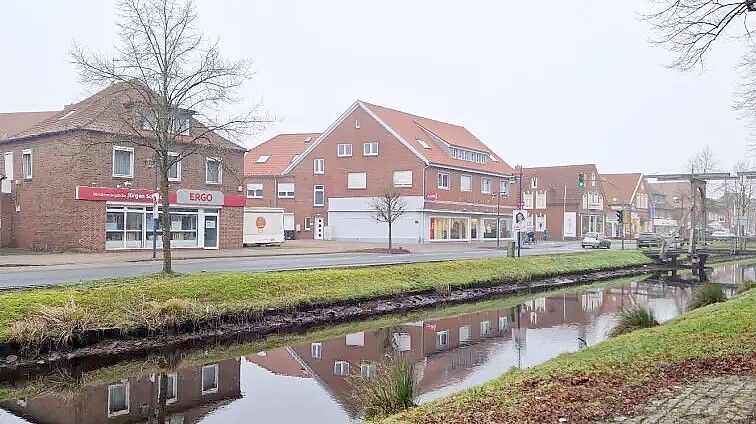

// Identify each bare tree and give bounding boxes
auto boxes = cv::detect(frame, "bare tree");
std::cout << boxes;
[687,145,720,173]
[730,159,755,248]
[645,1,756,71]
[70,0,264,273]
[370,186,407,252]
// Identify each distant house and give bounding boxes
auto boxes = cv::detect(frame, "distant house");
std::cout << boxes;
[648,181,692,236]
[601,173,651,238]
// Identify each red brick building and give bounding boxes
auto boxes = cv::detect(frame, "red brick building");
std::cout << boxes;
[0,83,246,252]
[246,101,516,242]
[521,164,609,240]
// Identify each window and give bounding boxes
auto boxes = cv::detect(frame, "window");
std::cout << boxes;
[348,172,367,189]
[246,183,263,198]
[449,147,488,164]
[393,170,413,187]
[460,175,472,192]
[416,139,431,149]
[205,158,221,184]
[500,180,509,196]
[498,316,509,332]
[392,333,411,351]
[314,185,325,206]
[201,364,219,395]
[304,217,312,230]
[256,155,270,163]
[481,177,492,194]
[291,154,299,163]
[535,191,546,209]
[430,217,468,240]
[360,363,377,378]
[337,143,352,157]
[105,205,199,250]
[531,178,538,189]
[591,172,596,187]
[112,146,134,178]
[277,182,295,198]
[536,215,546,232]
[459,325,471,344]
[158,373,178,405]
[310,342,322,359]
[438,172,450,190]
[314,158,325,174]
[363,141,378,156]
[21,149,32,179]
[107,382,130,417]
[436,330,449,350]
[523,192,534,209]
[167,152,181,182]
[333,360,350,376]
[345,332,365,346]
[480,320,492,337]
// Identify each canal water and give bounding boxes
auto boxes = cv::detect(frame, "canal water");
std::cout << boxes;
[0,261,751,424]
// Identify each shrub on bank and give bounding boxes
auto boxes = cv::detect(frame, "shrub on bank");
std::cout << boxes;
[689,283,726,310]
[349,354,416,419]
[609,306,659,337]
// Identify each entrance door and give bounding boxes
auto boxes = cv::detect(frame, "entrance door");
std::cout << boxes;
[314,217,324,240]
[203,215,218,248]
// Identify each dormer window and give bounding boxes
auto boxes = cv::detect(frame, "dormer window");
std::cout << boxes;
[138,108,190,135]
[449,147,488,164]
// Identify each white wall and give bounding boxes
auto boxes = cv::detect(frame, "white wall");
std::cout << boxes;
[327,196,424,243]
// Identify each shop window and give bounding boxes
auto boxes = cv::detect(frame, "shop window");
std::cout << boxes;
[201,364,219,395]
[460,175,472,192]
[481,177,492,194]
[112,146,134,178]
[106,206,199,250]
[438,172,450,190]
[363,141,378,156]
[167,152,181,182]
[337,143,352,157]
[205,158,222,184]
[347,172,367,189]
[277,182,295,198]
[471,218,478,239]
[314,185,325,207]
[436,330,449,350]
[430,217,468,240]
[393,170,412,187]
[246,183,263,198]
[483,217,512,239]
[333,360,350,376]
[314,158,325,174]
[107,381,130,417]
[21,149,32,180]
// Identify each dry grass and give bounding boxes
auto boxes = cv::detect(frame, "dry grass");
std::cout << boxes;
[608,306,659,338]
[9,297,96,348]
[350,354,417,419]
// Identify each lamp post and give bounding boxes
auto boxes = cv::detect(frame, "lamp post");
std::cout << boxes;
[517,165,523,258]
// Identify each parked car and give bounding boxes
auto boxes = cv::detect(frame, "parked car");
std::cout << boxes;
[582,232,611,249]
[710,230,735,240]
[636,232,663,248]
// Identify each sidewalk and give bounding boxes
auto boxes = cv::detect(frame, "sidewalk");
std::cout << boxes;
[0,239,579,267]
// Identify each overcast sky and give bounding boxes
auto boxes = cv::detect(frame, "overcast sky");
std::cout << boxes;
[1,0,752,174]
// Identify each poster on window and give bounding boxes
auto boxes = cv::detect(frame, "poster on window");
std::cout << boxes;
[563,212,577,238]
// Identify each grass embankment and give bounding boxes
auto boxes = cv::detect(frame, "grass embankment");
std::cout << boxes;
[380,285,756,424]
[0,251,650,345]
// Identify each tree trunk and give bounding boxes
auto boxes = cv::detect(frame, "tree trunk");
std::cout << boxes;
[160,166,173,273]
[388,221,392,253]
[154,372,167,424]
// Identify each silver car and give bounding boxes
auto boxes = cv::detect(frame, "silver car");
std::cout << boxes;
[582,232,611,249]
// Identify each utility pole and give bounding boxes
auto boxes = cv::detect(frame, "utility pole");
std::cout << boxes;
[517,165,523,258]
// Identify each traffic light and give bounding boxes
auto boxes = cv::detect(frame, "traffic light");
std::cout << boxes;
[578,173,585,188]
[616,210,623,224]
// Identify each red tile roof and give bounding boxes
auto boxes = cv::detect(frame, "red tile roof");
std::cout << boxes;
[602,173,643,205]
[5,82,243,150]
[0,111,59,139]
[361,102,514,175]
[245,133,320,176]
[523,164,604,204]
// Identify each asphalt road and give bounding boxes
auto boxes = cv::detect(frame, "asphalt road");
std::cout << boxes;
[0,242,633,289]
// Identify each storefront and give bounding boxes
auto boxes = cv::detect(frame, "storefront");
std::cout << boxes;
[428,214,513,241]
[77,186,245,250]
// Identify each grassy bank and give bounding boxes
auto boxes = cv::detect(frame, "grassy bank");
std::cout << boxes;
[0,251,650,344]
[379,285,756,423]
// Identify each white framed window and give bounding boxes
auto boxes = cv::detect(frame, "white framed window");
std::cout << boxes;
[21,149,32,180]
[498,316,509,332]
[524,192,534,209]
[393,170,413,187]
[591,172,596,187]
[480,320,492,337]
[438,172,450,190]
[363,141,378,156]
[333,360,350,376]
[304,217,312,230]
[460,175,472,192]
[277,182,295,198]
[360,363,377,378]
[201,364,219,395]
[531,177,538,189]
[535,191,546,209]
[167,152,181,182]
[158,373,178,405]
[112,146,134,178]
[310,342,322,359]
[436,330,449,349]
[337,143,352,157]
[459,325,471,344]
[500,180,509,196]
[392,333,411,352]
[107,381,130,417]
[314,185,325,206]
[481,177,492,194]
[246,183,263,198]
[314,158,325,174]
[205,157,221,184]
[255,155,270,164]
[348,172,367,189]
[345,332,365,346]
[536,214,546,231]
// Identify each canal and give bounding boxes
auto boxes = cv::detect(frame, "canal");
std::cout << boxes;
[0,261,751,423]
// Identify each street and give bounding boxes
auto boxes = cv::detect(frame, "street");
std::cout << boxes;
[0,241,639,289]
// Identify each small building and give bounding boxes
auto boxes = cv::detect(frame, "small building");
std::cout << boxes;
[0,83,246,252]
[601,173,652,238]
[648,181,692,237]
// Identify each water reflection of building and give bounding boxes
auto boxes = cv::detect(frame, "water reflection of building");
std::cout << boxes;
[1,359,241,424]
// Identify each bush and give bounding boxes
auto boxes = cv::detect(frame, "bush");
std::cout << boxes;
[609,306,659,337]
[349,354,416,419]
[689,283,726,310]
[736,280,756,295]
